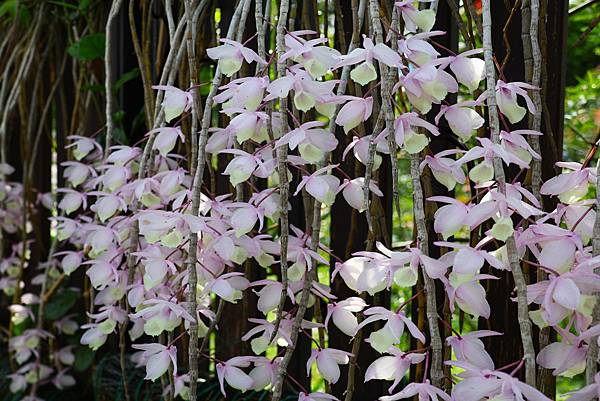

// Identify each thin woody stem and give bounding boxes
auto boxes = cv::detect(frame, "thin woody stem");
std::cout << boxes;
[482,0,537,386]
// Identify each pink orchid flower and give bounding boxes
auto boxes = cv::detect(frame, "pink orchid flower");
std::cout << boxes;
[398,31,443,65]
[306,348,353,384]
[357,307,426,353]
[325,296,367,336]
[152,85,193,122]
[500,129,542,165]
[265,66,339,112]
[392,112,440,154]
[537,323,600,377]
[394,1,437,33]
[419,149,466,191]
[434,94,486,140]
[446,330,501,371]
[380,379,452,401]
[336,35,403,86]
[495,80,538,124]
[396,62,458,114]
[276,121,338,163]
[335,96,373,133]
[338,177,384,212]
[282,30,341,78]
[342,131,390,171]
[66,135,102,160]
[294,164,341,206]
[132,343,177,381]
[540,161,595,203]
[214,76,268,111]
[216,356,260,395]
[207,38,267,77]
[147,127,185,156]
[365,348,425,393]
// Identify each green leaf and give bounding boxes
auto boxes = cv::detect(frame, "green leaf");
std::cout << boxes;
[0,0,30,23]
[73,346,95,372]
[114,68,140,92]
[44,289,77,320]
[68,33,105,61]
[79,0,90,11]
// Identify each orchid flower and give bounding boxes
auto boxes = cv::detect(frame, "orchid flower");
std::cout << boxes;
[380,379,452,401]
[306,348,353,384]
[282,30,341,78]
[325,296,367,336]
[338,177,384,212]
[66,135,102,160]
[132,343,178,381]
[357,307,426,353]
[434,94,486,140]
[152,85,193,122]
[207,38,267,77]
[392,112,440,154]
[265,66,338,112]
[495,80,538,124]
[397,31,443,65]
[214,76,268,111]
[419,149,466,191]
[394,1,437,33]
[335,35,402,85]
[342,132,390,171]
[294,164,341,206]
[216,356,259,395]
[276,121,338,163]
[365,348,425,393]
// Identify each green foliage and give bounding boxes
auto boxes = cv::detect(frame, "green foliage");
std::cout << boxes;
[73,345,95,372]
[115,68,141,92]
[563,69,600,162]
[67,33,105,61]
[0,0,30,24]
[44,288,77,320]
[566,2,600,86]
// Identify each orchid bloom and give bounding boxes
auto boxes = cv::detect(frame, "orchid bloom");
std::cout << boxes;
[446,330,501,371]
[66,135,101,160]
[147,127,185,156]
[335,35,402,86]
[357,307,426,353]
[324,296,367,336]
[380,379,452,401]
[276,121,338,163]
[338,177,384,212]
[152,85,193,122]
[282,30,341,78]
[342,132,390,171]
[206,38,267,77]
[265,66,338,112]
[394,1,437,33]
[216,356,258,395]
[334,96,374,133]
[214,76,268,111]
[434,94,486,140]
[397,31,443,65]
[365,348,425,393]
[295,164,341,206]
[132,343,178,381]
[393,112,440,154]
[419,149,466,191]
[306,348,353,384]
[495,80,538,124]
[537,324,600,377]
